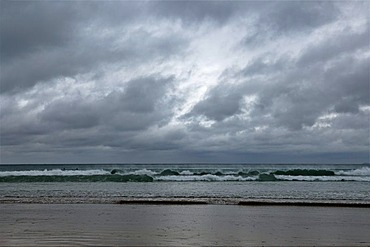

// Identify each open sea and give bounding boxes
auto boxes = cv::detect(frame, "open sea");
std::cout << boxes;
[1,163,369,205]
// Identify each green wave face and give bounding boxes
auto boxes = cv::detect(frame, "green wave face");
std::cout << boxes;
[273,169,336,176]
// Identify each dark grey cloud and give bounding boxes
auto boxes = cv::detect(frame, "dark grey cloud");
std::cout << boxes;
[150,1,252,24]
[41,98,99,130]
[249,54,369,130]
[263,1,339,32]
[185,11,368,154]
[240,58,288,77]
[331,111,370,130]
[0,1,369,163]
[100,76,174,131]
[0,74,174,148]
[0,1,78,61]
[231,20,369,131]
[0,1,145,62]
[0,28,186,94]
[188,84,245,121]
[298,26,369,67]
[242,1,339,46]
[0,1,187,94]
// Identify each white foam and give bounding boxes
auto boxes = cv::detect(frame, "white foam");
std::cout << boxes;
[127,169,158,176]
[0,169,109,177]
[275,175,370,182]
[336,167,370,176]
[179,170,193,175]
[155,174,257,182]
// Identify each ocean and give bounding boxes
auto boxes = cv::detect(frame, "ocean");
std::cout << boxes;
[1,163,369,205]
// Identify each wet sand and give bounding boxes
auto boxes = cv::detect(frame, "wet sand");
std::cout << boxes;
[1,204,369,246]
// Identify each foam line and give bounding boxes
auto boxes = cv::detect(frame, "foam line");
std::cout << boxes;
[117,200,208,205]
[238,201,370,208]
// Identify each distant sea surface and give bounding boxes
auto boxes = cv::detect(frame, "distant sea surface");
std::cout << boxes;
[1,164,369,204]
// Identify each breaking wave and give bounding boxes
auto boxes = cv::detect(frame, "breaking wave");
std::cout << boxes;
[0,174,154,183]
[336,167,370,176]
[0,166,369,182]
[0,169,109,177]
[156,174,257,182]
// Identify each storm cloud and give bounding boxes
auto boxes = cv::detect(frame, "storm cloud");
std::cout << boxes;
[0,1,369,164]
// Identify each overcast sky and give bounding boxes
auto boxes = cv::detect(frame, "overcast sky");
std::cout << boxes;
[0,1,369,164]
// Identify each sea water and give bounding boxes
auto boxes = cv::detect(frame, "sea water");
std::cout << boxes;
[0,163,369,204]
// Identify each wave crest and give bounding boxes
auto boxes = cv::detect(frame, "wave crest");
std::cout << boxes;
[336,167,370,176]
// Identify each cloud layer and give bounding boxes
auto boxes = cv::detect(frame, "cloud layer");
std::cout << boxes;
[1,1,369,163]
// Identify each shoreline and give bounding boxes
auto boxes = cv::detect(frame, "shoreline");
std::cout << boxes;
[1,197,370,207]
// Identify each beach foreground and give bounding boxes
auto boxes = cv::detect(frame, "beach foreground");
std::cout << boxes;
[1,204,369,246]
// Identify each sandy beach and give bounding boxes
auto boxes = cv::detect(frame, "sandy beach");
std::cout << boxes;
[1,203,369,246]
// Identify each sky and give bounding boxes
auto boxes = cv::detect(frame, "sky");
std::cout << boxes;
[0,1,369,164]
